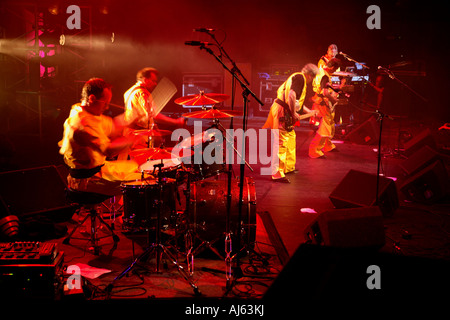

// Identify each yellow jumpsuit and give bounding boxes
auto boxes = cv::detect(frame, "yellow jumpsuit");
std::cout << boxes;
[309,69,337,158]
[263,73,307,179]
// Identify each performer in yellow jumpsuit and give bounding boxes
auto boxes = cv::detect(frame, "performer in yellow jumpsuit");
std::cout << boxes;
[308,58,342,159]
[263,64,319,183]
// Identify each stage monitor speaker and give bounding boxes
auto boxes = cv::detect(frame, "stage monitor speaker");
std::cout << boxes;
[263,244,450,307]
[344,115,379,145]
[329,169,399,217]
[400,145,441,176]
[400,160,449,204]
[404,128,436,157]
[0,165,76,222]
[304,206,385,249]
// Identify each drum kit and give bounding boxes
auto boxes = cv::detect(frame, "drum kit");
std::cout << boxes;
[107,91,257,296]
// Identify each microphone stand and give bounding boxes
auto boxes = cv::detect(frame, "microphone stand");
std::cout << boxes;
[340,52,370,71]
[194,43,263,292]
[374,109,394,206]
[379,67,428,103]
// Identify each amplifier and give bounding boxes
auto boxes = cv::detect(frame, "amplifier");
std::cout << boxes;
[181,73,224,109]
[258,77,286,113]
[0,242,64,300]
[0,241,58,264]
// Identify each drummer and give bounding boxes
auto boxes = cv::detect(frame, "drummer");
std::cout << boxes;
[59,78,145,196]
[122,67,186,152]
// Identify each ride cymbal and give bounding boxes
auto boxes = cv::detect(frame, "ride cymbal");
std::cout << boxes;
[182,108,242,119]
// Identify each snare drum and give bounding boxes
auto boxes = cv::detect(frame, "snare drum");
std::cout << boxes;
[139,158,186,183]
[121,178,177,234]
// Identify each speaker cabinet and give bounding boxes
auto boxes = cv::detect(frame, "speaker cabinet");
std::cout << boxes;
[344,116,379,145]
[0,166,76,221]
[404,128,436,157]
[304,206,385,248]
[264,244,450,307]
[400,145,441,176]
[329,169,399,217]
[400,160,449,204]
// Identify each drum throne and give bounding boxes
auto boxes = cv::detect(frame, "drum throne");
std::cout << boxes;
[63,188,120,255]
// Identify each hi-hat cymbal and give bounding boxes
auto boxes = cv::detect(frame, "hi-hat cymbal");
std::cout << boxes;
[182,108,242,119]
[132,129,172,137]
[174,92,230,106]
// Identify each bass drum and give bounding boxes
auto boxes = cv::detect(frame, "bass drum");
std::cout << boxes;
[189,177,256,251]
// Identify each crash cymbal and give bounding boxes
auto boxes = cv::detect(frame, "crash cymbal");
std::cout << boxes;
[132,129,172,137]
[332,71,357,77]
[174,92,230,106]
[182,108,242,119]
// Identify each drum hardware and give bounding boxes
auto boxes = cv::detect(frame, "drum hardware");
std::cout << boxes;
[208,118,253,172]
[101,195,123,230]
[106,152,200,296]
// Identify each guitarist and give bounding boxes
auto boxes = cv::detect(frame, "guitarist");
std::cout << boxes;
[308,58,342,159]
[263,64,319,183]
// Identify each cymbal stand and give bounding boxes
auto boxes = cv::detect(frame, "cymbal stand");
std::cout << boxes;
[195,43,264,292]
[106,163,200,297]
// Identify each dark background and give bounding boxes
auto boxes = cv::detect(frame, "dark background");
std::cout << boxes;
[0,0,448,169]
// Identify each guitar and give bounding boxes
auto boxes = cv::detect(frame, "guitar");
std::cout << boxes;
[276,98,317,131]
[283,110,317,132]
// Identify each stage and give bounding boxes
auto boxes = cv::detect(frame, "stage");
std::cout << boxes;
[0,115,449,312]
[1,1,450,313]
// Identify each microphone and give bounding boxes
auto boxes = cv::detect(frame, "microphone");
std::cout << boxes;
[185,41,213,46]
[339,51,349,57]
[193,28,215,33]
[378,66,394,79]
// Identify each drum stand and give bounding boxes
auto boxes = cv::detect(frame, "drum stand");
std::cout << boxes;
[182,168,225,276]
[106,163,200,297]
[184,119,254,265]
[101,196,123,230]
